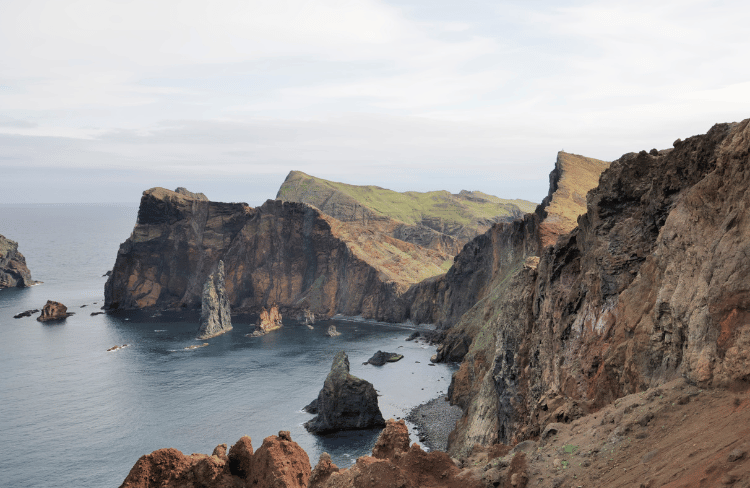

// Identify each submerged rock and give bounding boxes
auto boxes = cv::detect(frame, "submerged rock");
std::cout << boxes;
[304,351,385,434]
[197,261,232,339]
[364,351,404,366]
[37,301,73,322]
[14,309,39,319]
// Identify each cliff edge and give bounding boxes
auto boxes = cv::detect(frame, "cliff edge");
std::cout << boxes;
[0,235,37,288]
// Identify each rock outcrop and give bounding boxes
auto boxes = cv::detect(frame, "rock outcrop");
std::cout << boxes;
[277,170,537,256]
[105,188,448,321]
[197,261,232,339]
[37,300,73,322]
[364,351,403,366]
[0,235,37,288]
[304,351,385,434]
[430,120,750,457]
[250,304,282,336]
[120,432,310,488]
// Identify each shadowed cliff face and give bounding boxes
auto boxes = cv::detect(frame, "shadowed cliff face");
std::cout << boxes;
[441,120,750,456]
[105,189,445,320]
[277,170,537,257]
[0,235,36,288]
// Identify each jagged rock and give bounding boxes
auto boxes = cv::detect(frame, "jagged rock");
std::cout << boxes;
[246,433,310,488]
[197,261,232,339]
[227,436,253,478]
[371,419,410,460]
[37,300,73,322]
[304,351,385,434]
[119,447,239,488]
[326,325,341,337]
[364,351,404,366]
[249,304,282,336]
[0,235,37,288]
[212,443,228,461]
[307,453,339,488]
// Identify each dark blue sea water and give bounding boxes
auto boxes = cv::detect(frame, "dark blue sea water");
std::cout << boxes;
[0,204,456,488]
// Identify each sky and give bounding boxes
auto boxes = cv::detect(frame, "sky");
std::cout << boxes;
[1,0,749,205]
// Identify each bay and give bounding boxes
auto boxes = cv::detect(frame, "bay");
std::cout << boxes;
[0,204,455,488]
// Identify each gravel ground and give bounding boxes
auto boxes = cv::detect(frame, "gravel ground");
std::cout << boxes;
[405,395,462,452]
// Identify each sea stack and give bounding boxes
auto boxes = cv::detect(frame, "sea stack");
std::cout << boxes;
[304,351,385,434]
[37,300,73,322]
[0,235,37,288]
[197,261,232,339]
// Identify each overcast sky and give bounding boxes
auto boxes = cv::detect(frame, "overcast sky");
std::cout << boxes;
[1,0,749,205]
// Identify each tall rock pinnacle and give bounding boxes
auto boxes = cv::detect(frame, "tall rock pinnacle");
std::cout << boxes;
[197,261,232,339]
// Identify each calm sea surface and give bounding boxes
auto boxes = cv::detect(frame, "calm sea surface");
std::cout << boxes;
[0,204,456,488]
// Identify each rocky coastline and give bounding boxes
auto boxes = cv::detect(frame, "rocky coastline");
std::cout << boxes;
[0,234,38,288]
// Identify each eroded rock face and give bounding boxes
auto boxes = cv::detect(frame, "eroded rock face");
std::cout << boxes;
[304,351,385,434]
[105,188,439,321]
[0,235,37,289]
[197,261,232,339]
[37,300,73,322]
[438,120,750,456]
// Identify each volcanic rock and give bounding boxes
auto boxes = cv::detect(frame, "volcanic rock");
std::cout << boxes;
[304,351,385,434]
[0,235,37,288]
[249,304,282,336]
[371,419,410,460]
[326,325,341,337]
[364,351,404,366]
[197,260,232,339]
[37,300,73,322]
[104,188,447,322]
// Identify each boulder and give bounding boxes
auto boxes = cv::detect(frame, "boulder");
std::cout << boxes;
[364,351,404,366]
[197,260,232,339]
[37,301,73,322]
[304,351,385,434]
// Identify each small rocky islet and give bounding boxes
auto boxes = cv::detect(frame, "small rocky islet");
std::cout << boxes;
[13,119,743,487]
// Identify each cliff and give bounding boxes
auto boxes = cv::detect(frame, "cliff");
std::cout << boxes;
[405,151,609,333]
[0,235,37,288]
[277,170,536,257]
[437,120,750,456]
[105,189,446,320]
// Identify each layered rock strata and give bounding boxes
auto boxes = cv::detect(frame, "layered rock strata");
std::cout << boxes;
[197,261,232,339]
[304,351,385,434]
[437,120,750,457]
[0,235,37,288]
[105,189,447,321]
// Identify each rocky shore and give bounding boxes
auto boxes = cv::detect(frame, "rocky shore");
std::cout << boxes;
[405,395,462,452]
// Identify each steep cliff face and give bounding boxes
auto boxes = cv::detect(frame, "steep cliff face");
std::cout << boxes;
[0,235,36,288]
[277,170,536,257]
[406,152,608,333]
[105,188,444,321]
[444,120,750,456]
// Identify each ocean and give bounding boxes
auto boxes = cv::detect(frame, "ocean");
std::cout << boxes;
[0,204,456,488]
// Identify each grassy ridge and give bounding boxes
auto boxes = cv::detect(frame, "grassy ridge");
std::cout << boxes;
[277,171,537,228]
